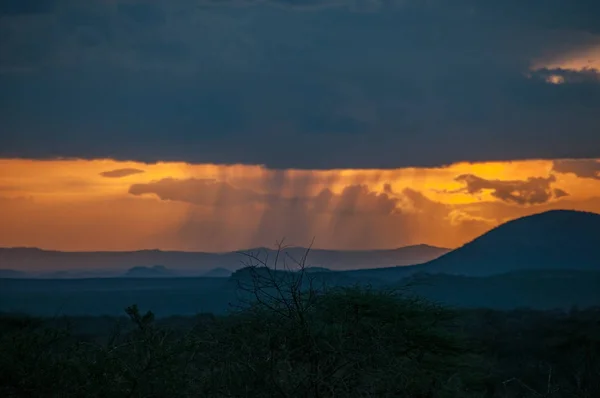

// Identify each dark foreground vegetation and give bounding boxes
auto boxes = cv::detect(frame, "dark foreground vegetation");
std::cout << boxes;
[1,253,599,397]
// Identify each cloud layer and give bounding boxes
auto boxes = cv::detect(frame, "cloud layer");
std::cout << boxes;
[1,0,599,168]
[100,168,145,178]
[128,179,485,251]
[453,174,566,205]
[553,159,600,180]
[1,158,599,251]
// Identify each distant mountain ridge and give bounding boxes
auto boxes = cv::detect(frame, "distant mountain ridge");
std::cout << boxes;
[0,244,449,277]
[3,210,598,281]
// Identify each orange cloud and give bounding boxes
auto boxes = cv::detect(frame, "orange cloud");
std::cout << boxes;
[452,174,564,205]
[0,158,599,251]
[100,168,145,178]
[532,44,600,72]
[553,159,600,180]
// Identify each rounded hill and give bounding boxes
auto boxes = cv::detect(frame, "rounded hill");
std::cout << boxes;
[419,210,600,276]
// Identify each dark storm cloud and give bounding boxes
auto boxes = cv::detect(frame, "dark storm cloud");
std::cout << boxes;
[1,0,600,168]
[453,174,565,205]
[0,0,57,16]
[186,0,600,32]
[552,159,600,180]
[100,168,145,178]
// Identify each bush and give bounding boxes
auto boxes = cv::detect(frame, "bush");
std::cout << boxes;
[1,246,599,397]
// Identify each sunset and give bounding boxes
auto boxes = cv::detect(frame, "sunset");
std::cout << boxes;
[1,158,600,251]
[1,1,600,396]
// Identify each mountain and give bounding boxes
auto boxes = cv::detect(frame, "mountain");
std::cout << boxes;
[420,210,600,276]
[123,265,175,278]
[349,210,600,281]
[305,244,449,269]
[0,244,449,276]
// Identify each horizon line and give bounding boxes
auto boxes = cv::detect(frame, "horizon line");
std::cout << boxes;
[0,242,451,254]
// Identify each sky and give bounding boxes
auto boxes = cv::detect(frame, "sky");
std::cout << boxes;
[1,158,599,251]
[1,1,599,252]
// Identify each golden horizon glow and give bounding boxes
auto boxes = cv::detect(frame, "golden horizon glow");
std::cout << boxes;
[531,44,600,72]
[1,158,599,252]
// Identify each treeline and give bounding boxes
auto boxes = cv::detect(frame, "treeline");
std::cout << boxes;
[1,263,599,397]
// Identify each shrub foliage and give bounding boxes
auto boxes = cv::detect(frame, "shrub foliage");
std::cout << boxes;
[1,246,599,397]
